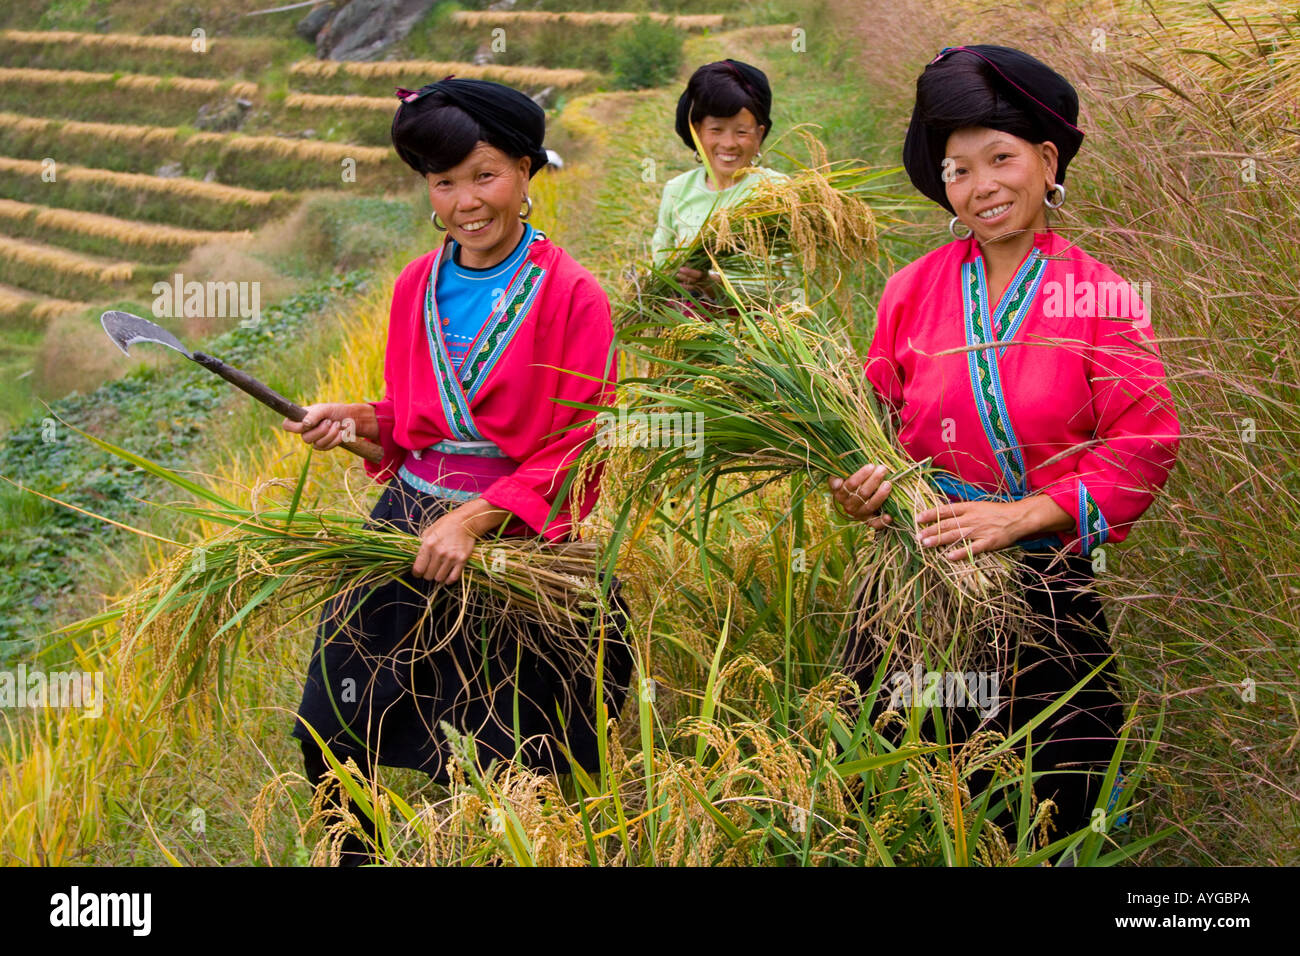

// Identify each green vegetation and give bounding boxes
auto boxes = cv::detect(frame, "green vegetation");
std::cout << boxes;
[397,5,691,74]
[611,16,686,89]
[267,193,425,277]
[0,74,258,128]
[0,269,373,660]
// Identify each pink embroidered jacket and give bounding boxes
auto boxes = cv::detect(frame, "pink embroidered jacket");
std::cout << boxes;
[865,230,1180,556]
[365,236,616,543]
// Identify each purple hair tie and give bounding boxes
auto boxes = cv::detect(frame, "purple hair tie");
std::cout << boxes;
[393,75,457,105]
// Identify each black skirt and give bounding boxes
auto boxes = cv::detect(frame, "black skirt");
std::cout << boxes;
[842,551,1125,838]
[291,478,634,785]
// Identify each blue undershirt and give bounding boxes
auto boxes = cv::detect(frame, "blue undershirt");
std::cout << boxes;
[435,222,540,371]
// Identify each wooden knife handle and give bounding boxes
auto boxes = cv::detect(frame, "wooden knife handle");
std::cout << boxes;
[191,351,385,465]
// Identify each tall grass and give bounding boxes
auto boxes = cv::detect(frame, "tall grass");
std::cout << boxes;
[1046,0,1300,865]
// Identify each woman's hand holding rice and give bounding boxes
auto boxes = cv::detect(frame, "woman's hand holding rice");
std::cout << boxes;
[675,265,717,296]
[914,496,1072,561]
[829,463,893,530]
[831,465,1076,560]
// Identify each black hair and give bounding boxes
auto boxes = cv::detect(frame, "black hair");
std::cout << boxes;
[914,54,1047,147]
[689,67,756,125]
[391,90,524,176]
[674,60,773,151]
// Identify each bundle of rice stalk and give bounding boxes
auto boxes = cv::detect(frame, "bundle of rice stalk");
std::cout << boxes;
[0,198,254,250]
[288,58,595,89]
[0,112,393,166]
[695,133,878,280]
[35,426,620,715]
[0,67,255,98]
[0,233,135,283]
[598,298,1031,677]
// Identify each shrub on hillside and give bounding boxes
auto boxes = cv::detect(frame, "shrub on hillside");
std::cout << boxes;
[611,16,683,90]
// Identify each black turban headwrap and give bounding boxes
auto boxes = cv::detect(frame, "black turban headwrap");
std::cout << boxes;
[902,45,1084,213]
[392,76,549,178]
[674,59,773,151]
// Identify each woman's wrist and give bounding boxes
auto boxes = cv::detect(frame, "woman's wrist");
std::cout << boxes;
[451,496,515,538]
[349,402,380,442]
[1012,494,1074,540]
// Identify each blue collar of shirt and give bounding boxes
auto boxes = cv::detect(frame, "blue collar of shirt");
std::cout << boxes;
[446,223,540,280]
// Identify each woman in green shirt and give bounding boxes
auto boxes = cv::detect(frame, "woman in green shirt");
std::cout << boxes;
[652,59,789,302]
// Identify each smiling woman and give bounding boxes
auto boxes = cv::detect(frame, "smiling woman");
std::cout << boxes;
[830,45,1181,848]
[652,59,792,304]
[277,77,633,864]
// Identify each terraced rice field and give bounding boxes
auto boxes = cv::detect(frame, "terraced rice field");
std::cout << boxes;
[0,20,618,420]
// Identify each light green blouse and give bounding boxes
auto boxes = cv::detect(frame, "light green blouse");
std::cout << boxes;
[651,164,786,266]
[651,165,796,301]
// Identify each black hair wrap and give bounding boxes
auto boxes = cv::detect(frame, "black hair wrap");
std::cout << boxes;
[902,45,1084,213]
[392,76,549,177]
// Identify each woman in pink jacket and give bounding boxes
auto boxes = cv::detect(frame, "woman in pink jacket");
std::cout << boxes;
[281,78,632,863]
[830,46,1180,848]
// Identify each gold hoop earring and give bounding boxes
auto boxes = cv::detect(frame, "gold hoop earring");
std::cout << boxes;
[949,216,973,240]
[431,211,446,231]
[1044,183,1066,209]
[519,195,533,221]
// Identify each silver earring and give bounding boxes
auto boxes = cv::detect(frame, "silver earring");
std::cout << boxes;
[519,195,533,220]
[693,150,702,163]
[751,151,762,166]
[431,211,446,231]
[1044,183,1066,209]
[949,216,973,240]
